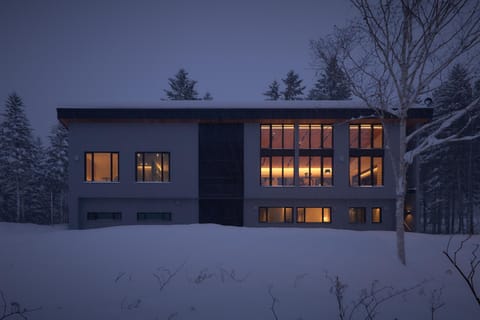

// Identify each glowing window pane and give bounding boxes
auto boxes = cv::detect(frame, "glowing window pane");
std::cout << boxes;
[323,125,333,148]
[305,208,323,223]
[323,208,331,223]
[310,125,321,149]
[299,156,310,186]
[373,157,383,186]
[299,125,310,149]
[372,207,382,223]
[373,125,383,148]
[271,125,283,149]
[261,157,270,186]
[283,156,294,185]
[163,153,170,181]
[261,125,270,149]
[85,153,93,181]
[268,207,285,223]
[297,208,305,223]
[360,125,372,148]
[112,153,119,182]
[323,157,333,186]
[283,125,294,149]
[310,156,321,186]
[271,157,282,186]
[349,125,359,148]
[349,157,359,186]
[93,153,111,182]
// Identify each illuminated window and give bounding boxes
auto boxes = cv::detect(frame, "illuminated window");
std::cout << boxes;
[349,207,366,224]
[297,207,331,223]
[87,212,121,220]
[137,212,172,222]
[261,124,333,186]
[372,207,382,223]
[136,152,170,182]
[261,124,295,186]
[349,124,383,186]
[85,152,119,182]
[259,207,293,223]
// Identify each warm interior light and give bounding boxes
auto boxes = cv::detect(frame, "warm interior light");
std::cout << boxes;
[359,166,378,178]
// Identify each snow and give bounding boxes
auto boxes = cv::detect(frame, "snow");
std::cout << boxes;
[0,223,478,319]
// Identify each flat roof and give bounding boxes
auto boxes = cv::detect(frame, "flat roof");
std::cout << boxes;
[57,101,433,126]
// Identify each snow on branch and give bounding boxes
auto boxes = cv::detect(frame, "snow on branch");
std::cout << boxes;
[404,98,480,164]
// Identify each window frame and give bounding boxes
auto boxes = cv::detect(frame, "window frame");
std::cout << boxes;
[137,212,172,222]
[87,212,122,220]
[258,207,294,223]
[348,207,366,224]
[84,152,119,182]
[135,152,171,183]
[296,207,332,224]
[349,124,384,187]
[371,207,382,223]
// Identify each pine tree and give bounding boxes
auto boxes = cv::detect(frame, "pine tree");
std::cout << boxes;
[45,124,69,224]
[281,70,305,100]
[263,80,281,100]
[308,57,351,100]
[164,69,199,100]
[421,64,479,233]
[203,92,213,100]
[0,93,36,222]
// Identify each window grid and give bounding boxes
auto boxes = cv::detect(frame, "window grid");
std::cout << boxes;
[296,207,332,223]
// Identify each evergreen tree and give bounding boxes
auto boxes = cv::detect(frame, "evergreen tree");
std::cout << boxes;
[45,124,69,224]
[473,79,480,99]
[420,64,479,233]
[281,70,305,100]
[164,69,199,100]
[308,57,351,100]
[0,93,36,222]
[263,80,281,100]
[203,92,213,100]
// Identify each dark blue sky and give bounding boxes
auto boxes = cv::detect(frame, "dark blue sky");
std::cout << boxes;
[0,0,354,139]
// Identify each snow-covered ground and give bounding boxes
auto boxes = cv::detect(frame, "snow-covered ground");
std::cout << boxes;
[0,223,478,319]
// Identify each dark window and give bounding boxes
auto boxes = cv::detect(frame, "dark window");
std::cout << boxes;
[85,152,119,182]
[372,207,382,223]
[349,124,383,186]
[136,152,170,182]
[349,207,366,224]
[297,207,332,223]
[87,212,121,220]
[259,207,293,223]
[137,212,172,221]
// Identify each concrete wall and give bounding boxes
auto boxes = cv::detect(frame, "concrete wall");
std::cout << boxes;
[68,122,198,228]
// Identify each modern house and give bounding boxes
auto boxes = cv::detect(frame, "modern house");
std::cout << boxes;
[57,101,431,230]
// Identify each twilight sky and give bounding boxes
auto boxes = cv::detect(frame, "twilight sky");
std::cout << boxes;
[0,0,355,139]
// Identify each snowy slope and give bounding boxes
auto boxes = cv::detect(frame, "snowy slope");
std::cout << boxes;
[0,223,478,319]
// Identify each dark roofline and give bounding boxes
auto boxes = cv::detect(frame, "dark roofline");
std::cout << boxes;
[57,108,432,126]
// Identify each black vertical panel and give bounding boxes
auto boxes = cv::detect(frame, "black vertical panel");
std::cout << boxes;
[199,124,244,226]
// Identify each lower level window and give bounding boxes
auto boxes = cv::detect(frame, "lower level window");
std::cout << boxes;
[297,207,331,223]
[349,207,366,224]
[259,207,293,223]
[372,207,382,223]
[87,212,121,220]
[137,212,172,221]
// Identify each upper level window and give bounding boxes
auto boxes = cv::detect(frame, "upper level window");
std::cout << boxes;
[85,152,119,182]
[136,152,170,182]
[261,124,333,187]
[349,124,383,186]
[261,124,295,186]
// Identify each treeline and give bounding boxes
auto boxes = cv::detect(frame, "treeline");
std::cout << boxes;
[0,93,68,224]
[419,65,480,234]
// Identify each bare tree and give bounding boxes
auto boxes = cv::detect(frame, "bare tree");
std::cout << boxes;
[312,0,480,264]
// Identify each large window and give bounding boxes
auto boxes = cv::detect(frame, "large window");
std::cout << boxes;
[261,124,333,186]
[136,152,170,182]
[372,207,382,223]
[261,124,295,186]
[297,207,331,223]
[349,207,366,224]
[349,124,383,186]
[259,207,293,223]
[85,152,119,182]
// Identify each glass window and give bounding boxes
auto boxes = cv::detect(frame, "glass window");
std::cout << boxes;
[323,125,333,148]
[137,212,172,222]
[136,152,170,182]
[372,208,382,223]
[261,125,270,149]
[85,152,119,182]
[349,156,383,187]
[297,207,332,223]
[323,157,333,186]
[349,207,366,224]
[87,212,121,220]
[258,207,293,223]
[349,125,359,148]
[261,157,271,186]
[373,125,383,148]
[299,124,333,149]
[349,124,383,149]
